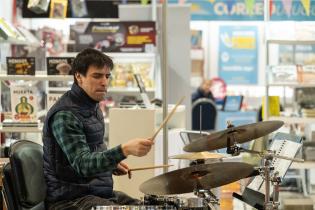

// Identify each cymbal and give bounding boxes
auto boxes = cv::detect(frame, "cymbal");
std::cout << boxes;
[184,121,284,152]
[139,162,254,195]
[169,152,226,160]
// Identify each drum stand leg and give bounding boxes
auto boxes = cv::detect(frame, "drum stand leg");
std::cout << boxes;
[262,152,281,210]
[194,189,220,209]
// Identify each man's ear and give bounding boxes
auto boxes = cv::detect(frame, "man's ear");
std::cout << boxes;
[75,73,82,84]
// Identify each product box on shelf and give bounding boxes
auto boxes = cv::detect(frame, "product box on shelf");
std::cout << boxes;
[46,57,74,88]
[6,57,35,75]
[46,57,74,75]
[111,62,154,89]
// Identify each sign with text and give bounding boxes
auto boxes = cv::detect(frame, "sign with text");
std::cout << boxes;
[72,21,156,53]
[218,25,258,85]
[169,0,315,21]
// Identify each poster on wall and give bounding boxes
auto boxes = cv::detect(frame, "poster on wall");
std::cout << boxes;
[218,25,258,85]
[71,21,156,53]
[169,0,315,21]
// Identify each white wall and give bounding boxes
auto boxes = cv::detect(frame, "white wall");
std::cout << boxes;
[120,4,192,129]
[0,0,13,21]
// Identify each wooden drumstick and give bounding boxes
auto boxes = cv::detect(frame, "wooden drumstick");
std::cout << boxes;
[127,164,173,179]
[151,96,185,141]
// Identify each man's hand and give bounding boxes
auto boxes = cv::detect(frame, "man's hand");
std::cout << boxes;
[121,138,154,157]
[113,162,129,176]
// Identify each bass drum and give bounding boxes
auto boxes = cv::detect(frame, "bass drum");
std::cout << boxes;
[177,197,209,210]
[92,206,176,210]
[144,195,211,210]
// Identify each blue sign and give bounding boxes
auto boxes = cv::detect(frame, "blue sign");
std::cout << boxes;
[218,25,258,85]
[168,0,315,21]
[271,1,315,21]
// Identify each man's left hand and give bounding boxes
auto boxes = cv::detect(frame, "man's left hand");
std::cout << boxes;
[113,162,129,176]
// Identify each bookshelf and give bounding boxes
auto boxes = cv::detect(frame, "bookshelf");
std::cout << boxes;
[265,40,315,123]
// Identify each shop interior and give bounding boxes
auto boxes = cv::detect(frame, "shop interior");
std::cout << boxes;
[1,0,315,209]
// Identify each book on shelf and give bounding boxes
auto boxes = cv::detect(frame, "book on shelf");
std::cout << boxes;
[10,86,38,122]
[47,57,74,88]
[6,57,35,75]
[16,26,39,45]
[0,17,25,42]
[262,96,280,120]
[299,65,315,84]
[46,57,74,75]
[269,65,297,84]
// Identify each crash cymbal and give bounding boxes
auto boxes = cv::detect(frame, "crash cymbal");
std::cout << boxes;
[184,120,284,152]
[139,162,254,195]
[169,152,227,160]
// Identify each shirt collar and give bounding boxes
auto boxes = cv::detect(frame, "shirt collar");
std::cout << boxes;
[70,82,98,109]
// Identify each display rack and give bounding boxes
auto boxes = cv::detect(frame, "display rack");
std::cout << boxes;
[0,51,157,134]
[265,39,315,121]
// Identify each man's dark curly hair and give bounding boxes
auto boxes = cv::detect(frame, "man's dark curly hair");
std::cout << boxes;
[72,48,114,84]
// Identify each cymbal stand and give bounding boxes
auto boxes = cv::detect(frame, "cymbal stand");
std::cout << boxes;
[194,189,220,209]
[260,150,281,210]
[225,121,242,156]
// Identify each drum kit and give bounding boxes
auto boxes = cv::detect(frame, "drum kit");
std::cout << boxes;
[131,120,303,210]
[95,120,302,210]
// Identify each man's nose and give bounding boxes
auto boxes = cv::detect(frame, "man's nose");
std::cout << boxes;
[101,76,109,85]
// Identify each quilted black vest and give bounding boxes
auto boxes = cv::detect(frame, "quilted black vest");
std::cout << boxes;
[43,83,113,203]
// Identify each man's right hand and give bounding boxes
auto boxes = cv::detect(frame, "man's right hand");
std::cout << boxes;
[121,138,154,157]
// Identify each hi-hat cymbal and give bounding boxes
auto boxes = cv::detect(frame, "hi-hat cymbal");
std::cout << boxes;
[184,120,284,152]
[169,152,226,160]
[139,162,254,195]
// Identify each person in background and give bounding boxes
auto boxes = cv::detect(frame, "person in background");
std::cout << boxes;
[192,79,215,103]
[43,48,154,210]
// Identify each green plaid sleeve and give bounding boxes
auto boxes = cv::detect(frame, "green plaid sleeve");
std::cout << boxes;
[51,110,126,177]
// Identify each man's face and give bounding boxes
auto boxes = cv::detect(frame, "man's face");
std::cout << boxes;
[201,80,212,94]
[76,65,111,102]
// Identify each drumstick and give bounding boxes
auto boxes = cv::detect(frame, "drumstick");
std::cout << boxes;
[129,164,173,172]
[128,164,173,179]
[151,96,185,140]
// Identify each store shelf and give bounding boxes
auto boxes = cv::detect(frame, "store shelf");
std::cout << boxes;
[0,124,43,133]
[267,40,315,45]
[61,52,156,61]
[290,161,315,169]
[0,38,40,47]
[268,116,315,124]
[108,87,154,92]
[267,83,315,87]
[0,73,73,81]
[47,87,70,92]
[191,49,204,60]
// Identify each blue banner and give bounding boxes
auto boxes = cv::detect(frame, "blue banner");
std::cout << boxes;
[218,25,258,85]
[169,0,315,21]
